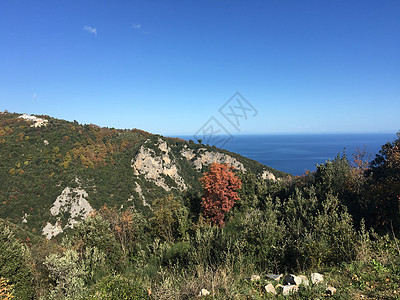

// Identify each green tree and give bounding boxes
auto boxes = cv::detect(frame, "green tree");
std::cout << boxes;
[150,194,188,243]
[64,215,123,276]
[365,132,400,230]
[0,225,34,299]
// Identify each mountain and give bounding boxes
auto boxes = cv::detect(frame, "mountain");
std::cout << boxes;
[0,111,287,239]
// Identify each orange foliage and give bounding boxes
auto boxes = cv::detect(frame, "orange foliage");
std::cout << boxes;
[0,278,14,299]
[130,128,151,137]
[200,163,242,226]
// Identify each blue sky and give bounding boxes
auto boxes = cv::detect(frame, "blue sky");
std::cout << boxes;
[0,0,399,135]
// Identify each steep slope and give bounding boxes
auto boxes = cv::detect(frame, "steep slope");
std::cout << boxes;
[0,112,287,239]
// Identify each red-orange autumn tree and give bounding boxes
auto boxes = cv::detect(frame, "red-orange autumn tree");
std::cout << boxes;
[200,163,242,226]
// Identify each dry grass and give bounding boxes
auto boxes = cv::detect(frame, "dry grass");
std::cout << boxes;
[149,264,250,299]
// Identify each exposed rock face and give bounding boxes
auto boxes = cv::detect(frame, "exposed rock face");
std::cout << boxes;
[193,151,245,171]
[42,185,93,239]
[180,146,196,160]
[132,138,187,191]
[135,182,152,210]
[262,170,276,181]
[180,145,245,172]
[42,221,63,239]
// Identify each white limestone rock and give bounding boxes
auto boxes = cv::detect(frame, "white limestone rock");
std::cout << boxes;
[198,288,210,297]
[277,284,299,296]
[265,283,277,295]
[42,220,63,239]
[131,138,187,191]
[311,273,324,285]
[43,183,93,239]
[261,170,276,181]
[192,151,245,171]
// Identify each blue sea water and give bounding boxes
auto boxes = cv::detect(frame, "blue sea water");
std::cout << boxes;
[178,133,397,175]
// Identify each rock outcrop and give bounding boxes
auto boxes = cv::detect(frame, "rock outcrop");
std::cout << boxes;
[132,138,187,191]
[42,183,93,239]
[135,182,152,210]
[193,151,245,171]
[180,145,245,171]
[261,170,276,181]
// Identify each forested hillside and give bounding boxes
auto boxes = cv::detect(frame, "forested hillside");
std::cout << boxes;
[0,112,285,239]
[1,111,400,299]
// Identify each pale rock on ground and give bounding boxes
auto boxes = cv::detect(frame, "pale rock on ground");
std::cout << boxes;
[297,275,310,287]
[198,288,210,296]
[250,275,261,282]
[277,284,299,296]
[326,286,337,295]
[311,273,324,285]
[264,283,277,295]
[21,212,28,223]
[134,182,151,210]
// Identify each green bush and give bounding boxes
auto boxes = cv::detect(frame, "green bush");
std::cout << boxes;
[44,249,86,299]
[162,241,191,266]
[0,225,34,299]
[64,215,123,275]
[88,274,149,300]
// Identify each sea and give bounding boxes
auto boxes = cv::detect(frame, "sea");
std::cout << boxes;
[177,133,398,176]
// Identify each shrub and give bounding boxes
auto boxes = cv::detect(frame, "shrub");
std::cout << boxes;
[64,215,123,274]
[89,275,149,300]
[44,249,87,299]
[0,225,34,299]
[162,241,191,266]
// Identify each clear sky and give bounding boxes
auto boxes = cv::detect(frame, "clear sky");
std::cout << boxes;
[0,0,399,135]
